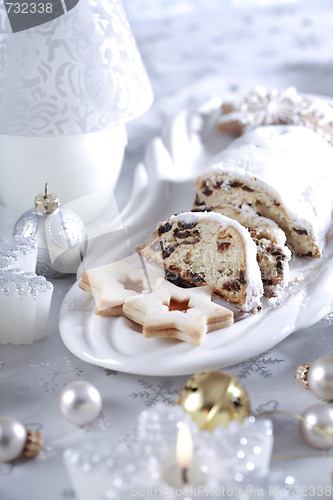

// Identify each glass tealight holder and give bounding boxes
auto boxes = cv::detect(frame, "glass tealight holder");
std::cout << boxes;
[64,404,278,500]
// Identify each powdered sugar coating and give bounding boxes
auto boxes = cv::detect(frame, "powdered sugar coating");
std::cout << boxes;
[206,126,333,255]
[169,211,263,311]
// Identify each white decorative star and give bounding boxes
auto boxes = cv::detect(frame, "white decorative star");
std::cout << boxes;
[220,87,305,130]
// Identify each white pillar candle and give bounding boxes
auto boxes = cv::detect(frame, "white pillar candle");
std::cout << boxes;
[0,270,53,345]
[0,253,19,270]
[0,280,17,345]
[32,277,54,341]
[11,236,38,273]
[0,237,37,273]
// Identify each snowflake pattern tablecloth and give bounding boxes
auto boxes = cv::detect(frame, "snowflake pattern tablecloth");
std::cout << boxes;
[1,1,333,498]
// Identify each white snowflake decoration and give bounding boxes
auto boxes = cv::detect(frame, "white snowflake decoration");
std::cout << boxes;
[219,86,333,146]
[245,87,305,128]
[220,87,305,129]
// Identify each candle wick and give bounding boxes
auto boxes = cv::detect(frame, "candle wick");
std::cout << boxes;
[181,467,189,485]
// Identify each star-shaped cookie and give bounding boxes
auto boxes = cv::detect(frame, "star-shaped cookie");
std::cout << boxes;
[123,279,234,346]
[78,260,164,316]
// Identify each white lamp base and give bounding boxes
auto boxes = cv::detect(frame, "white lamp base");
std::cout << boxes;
[0,126,128,222]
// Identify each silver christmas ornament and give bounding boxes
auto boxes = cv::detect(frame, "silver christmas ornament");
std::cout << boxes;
[296,356,333,401]
[0,416,43,462]
[59,381,102,426]
[307,356,333,401]
[0,416,27,462]
[299,404,333,450]
[13,184,87,278]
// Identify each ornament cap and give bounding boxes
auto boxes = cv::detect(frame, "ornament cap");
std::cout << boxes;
[22,430,43,459]
[34,183,59,215]
[296,363,311,389]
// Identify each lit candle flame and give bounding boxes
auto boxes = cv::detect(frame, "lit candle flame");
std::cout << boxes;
[176,422,193,483]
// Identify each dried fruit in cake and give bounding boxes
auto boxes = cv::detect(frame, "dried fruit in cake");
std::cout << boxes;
[194,125,333,258]
[193,204,291,295]
[136,211,263,312]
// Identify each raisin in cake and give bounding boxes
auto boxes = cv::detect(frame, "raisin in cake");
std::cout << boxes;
[194,126,333,258]
[136,211,263,311]
[194,204,291,294]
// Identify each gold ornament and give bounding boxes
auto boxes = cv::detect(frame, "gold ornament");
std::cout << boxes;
[22,430,43,459]
[296,363,310,389]
[176,370,251,431]
[296,357,333,401]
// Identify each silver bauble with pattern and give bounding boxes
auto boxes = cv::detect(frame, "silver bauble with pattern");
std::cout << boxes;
[13,185,87,278]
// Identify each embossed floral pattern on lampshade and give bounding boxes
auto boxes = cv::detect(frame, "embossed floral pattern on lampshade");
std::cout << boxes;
[0,0,154,135]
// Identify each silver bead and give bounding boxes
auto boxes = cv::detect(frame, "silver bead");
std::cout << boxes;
[59,381,102,426]
[299,404,333,450]
[0,416,27,462]
[307,356,333,401]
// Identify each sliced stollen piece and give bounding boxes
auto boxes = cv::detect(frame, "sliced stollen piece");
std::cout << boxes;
[136,211,263,312]
[78,260,163,316]
[193,204,291,294]
[123,279,234,346]
[194,125,333,258]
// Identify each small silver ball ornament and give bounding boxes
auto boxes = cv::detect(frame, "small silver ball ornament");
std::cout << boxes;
[59,381,102,426]
[0,416,27,462]
[13,183,87,278]
[299,404,333,450]
[307,356,333,401]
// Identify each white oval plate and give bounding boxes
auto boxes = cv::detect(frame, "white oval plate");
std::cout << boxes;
[59,98,333,376]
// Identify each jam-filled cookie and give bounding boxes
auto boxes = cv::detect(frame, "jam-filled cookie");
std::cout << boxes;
[123,279,234,346]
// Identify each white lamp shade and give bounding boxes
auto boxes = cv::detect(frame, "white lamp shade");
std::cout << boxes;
[0,0,154,135]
